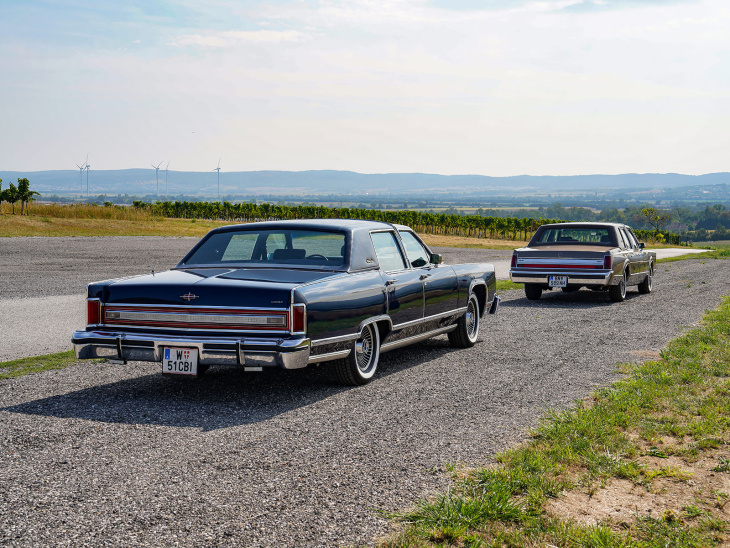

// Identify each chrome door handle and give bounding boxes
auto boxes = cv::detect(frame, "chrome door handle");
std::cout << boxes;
[420,274,431,280]
[385,279,398,286]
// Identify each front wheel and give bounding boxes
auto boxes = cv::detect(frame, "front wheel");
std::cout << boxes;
[524,283,542,300]
[448,293,480,348]
[609,269,627,302]
[331,322,380,386]
[638,262,653,294]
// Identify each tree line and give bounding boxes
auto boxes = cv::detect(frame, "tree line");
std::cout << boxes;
[130,200,681,244]
[0,178,40,214]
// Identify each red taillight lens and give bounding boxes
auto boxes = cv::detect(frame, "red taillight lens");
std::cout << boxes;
[291,304,306,334]
[511,253,517,268]
[604,255,612,269]
[87,299,101,326]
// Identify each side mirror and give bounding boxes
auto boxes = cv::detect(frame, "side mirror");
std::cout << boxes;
[639,242,645,249]
[430,253,443,265]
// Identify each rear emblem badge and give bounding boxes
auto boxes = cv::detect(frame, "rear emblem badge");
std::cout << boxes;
[181,293,199,302]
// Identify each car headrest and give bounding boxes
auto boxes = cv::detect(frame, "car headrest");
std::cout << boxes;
[272,248,306,260]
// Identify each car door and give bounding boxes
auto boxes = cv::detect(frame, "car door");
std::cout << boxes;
[627,228,650,274]
[370,230,424,330]
[619,227,644,282]
[399,230,458,320]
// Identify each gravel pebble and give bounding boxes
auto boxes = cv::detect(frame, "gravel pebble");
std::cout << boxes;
[1,239,729,547]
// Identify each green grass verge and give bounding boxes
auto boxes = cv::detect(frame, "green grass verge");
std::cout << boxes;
[0,350,79,379]
[657,249,730,264]
[496,279,523,291]
[383,296,730,547]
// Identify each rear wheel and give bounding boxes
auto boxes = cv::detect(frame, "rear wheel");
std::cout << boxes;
[448,293,480,348]
[638,262,653,294]
[524,283,542,300]
[331,323,380,386]
[609,269,627,302]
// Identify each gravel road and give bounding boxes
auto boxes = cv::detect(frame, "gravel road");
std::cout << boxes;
[1,238,728,547]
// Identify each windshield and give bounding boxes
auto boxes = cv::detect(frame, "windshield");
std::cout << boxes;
[531,226,615,246]
[180,229,347,268]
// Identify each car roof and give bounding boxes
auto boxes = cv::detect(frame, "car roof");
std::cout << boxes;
[538,222,629,229]
[210,218,400,234]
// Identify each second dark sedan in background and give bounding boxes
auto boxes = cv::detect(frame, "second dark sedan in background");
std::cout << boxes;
[509,222,656,302]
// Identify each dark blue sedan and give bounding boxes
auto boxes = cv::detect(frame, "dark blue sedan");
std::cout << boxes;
[73,219,499,385]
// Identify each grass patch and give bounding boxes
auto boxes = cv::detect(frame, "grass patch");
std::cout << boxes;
[383,295,730,547]
[657,249,730,264]
[0,350,80,379]
[0,212,227,237]
[496,279,523,291]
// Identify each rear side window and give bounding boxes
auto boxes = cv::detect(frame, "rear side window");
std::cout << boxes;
[618,229,631,249]
[371,231,406,272]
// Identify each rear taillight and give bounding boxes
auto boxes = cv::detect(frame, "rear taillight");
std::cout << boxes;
[511,253,517,268]
[604,255,612,269]
[87,299,101,326]
[291,303,306,334]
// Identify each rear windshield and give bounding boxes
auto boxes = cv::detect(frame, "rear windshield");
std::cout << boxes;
[180,229,346,268]
[531,227,615,246]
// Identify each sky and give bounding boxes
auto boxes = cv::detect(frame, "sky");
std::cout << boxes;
[0,0,728,176]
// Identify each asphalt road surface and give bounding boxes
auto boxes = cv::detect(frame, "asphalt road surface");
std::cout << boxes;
[0,237,728,547]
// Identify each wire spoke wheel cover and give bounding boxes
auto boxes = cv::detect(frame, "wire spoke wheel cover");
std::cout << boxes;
[332,322,380,385]
[465,297,478,340]
[448,293,480,348]
[355,326,376,374]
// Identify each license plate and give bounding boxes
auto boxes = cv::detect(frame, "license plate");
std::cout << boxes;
[549,275,568,288]
[162,347,199,376]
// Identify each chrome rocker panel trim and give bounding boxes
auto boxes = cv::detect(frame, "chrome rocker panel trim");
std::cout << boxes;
[72,330,311,370]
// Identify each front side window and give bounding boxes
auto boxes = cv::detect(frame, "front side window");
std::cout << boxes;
[624,229,639,249]
[399,231,430,268]
[371,231,406,272]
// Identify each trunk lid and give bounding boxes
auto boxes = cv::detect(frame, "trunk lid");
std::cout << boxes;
[101,268,338,307]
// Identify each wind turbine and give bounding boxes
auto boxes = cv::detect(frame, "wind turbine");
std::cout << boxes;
[75,155,87,196]
[151,161,163,200]
[84,156,90,197]
[165,161,170,198]
[214,158,221,201]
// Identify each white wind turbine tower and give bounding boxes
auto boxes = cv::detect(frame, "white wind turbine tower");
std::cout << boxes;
[75,155,87,196]
[214,158,221,201]
[151,161,163,200]
[84,157,90,197]
[165,161,170,198]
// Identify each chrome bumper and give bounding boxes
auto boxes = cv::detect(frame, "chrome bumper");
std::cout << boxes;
[509,269,615,286]
[72,330,311,370]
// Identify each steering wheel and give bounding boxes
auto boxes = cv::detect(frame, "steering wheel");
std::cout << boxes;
[306,254,327,260]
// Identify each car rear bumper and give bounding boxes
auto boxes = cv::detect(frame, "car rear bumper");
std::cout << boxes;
[72,330,311,370]
[509,269,616,286]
